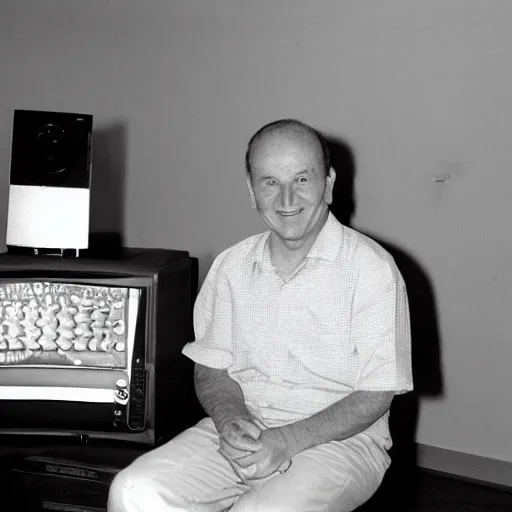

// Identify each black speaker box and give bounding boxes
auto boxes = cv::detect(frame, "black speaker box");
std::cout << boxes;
[4,444,144,512]
[6,109,93,252]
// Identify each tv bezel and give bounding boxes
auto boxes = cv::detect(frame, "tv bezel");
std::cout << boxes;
[0,274,157,445]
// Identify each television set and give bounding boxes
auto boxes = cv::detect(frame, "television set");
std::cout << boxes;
[0,248,201,448]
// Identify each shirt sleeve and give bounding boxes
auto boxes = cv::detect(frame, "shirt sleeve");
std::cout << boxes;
[181,253,233,369]
[352,261,413,394]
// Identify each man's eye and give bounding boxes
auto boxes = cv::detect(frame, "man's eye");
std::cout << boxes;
[298,177,308,183]
[266,180,276,186]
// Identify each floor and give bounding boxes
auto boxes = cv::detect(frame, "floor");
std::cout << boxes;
[360,468,512,512]
[2,443,512,511]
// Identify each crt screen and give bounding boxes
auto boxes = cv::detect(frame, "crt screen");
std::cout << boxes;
[0,282,139,369]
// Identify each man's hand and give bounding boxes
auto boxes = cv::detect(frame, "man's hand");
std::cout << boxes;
[230,427,292,480]
[217,418,263,481]
[219,417,262,452]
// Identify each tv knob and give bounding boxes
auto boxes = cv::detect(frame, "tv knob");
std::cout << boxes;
[114,388,129,405]
[116,378,128,389]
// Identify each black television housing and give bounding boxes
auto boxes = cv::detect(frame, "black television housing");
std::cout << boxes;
[0,248,201,447]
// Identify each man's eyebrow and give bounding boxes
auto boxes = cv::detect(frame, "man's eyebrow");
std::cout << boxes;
[292,169,315,177]
[257,169,313,181]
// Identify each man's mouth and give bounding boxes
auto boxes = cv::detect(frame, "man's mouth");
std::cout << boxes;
[278,209,302,217]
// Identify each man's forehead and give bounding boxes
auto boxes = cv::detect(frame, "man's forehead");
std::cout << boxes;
[252,127,322,159]
[250,144,323,179]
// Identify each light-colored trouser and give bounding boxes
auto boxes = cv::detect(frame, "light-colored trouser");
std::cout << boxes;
[108,418,390,512]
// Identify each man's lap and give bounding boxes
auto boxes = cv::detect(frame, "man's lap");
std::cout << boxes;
[108,418,390,512]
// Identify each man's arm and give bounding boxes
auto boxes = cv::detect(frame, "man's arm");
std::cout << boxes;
[279,390,394,457]
[194,363,253,433]
[234,390,394,479]
[194,363,263,462]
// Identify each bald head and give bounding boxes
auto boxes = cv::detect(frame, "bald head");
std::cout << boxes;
[245,119,331,176]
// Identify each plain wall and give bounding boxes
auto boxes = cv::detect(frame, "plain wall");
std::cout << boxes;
[1,1,511,463]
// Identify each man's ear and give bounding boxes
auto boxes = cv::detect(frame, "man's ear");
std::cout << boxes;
[246,173,257,209]
[324,167,336,205]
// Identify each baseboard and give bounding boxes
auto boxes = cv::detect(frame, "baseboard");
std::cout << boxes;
[417,443,512,489]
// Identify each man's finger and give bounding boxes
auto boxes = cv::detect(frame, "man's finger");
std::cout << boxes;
[231,450,263,468]
[218,449,249,483]
[278,459,292,474]
[238,463,258,479]
[235,419,262,440]
[222,433,262,452]
[219,439,251,459]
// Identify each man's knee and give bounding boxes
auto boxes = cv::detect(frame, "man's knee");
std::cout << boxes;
[108,466,146,512]
[231,492,296,512]
[233,503,294,512]
[107,465,183,512]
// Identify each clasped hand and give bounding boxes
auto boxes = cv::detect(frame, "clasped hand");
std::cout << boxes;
[218,418,291,481]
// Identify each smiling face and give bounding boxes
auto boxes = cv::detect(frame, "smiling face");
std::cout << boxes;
[247,127,335,251]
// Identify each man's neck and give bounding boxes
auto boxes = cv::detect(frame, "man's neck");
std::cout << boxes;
[269,210,329,274]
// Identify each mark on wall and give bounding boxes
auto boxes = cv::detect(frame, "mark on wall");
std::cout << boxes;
[430,171,452,210]
[432,172,452,184]
[430,160,465,210]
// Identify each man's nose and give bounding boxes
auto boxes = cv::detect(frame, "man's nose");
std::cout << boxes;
[279,184,296,209]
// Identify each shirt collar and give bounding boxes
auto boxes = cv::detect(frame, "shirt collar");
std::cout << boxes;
[253,212,343,268]
[253,230,272,271]
[306,212,343,262]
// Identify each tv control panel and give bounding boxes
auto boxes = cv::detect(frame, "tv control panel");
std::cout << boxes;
[112,359,146,432]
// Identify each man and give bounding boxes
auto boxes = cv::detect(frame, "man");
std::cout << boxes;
[108,119,413,512]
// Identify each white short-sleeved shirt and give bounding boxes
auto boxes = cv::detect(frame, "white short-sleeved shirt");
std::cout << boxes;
[182,213,413,448]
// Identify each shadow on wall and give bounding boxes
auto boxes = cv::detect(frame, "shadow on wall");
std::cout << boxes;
[88,122,128,257]
[326,135,443,511]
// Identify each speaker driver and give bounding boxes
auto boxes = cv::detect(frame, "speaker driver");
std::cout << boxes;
[34,123,75,175]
